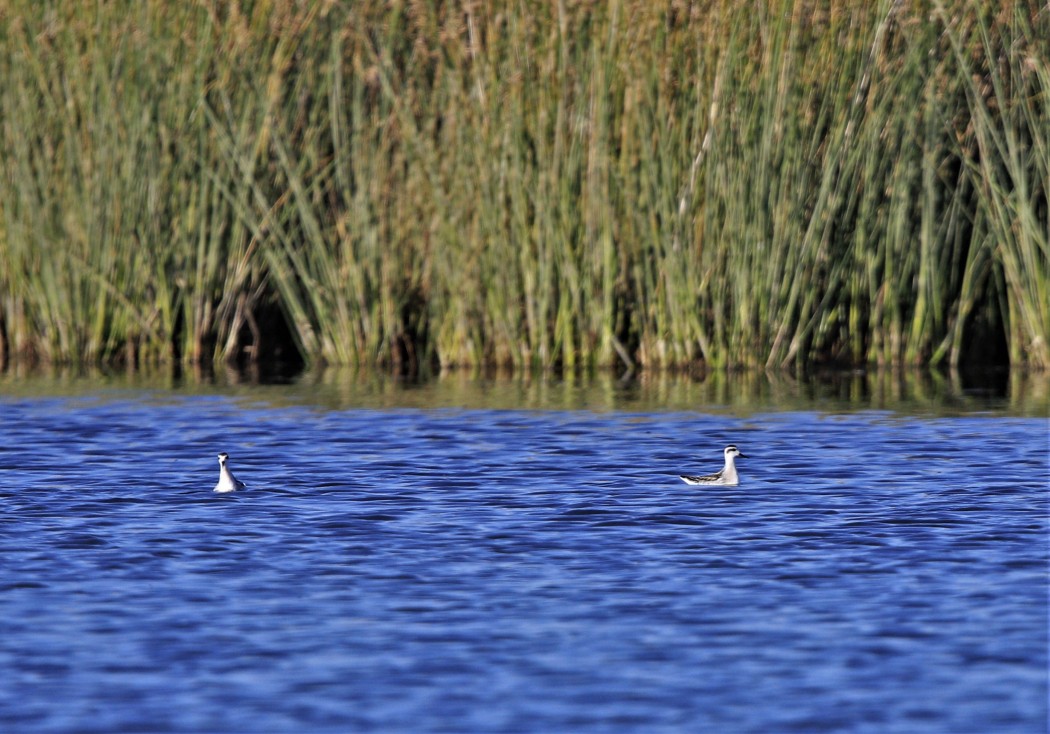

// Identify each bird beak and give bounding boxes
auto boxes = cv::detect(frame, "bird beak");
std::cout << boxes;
[738,452,748,458]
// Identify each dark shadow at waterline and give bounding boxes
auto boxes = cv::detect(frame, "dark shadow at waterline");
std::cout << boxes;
[1,362,1043,416]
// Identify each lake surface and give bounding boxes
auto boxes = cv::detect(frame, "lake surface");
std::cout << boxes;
[1,371,1047,733]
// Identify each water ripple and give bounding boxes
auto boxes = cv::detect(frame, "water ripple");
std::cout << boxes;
[0,396,1045,733]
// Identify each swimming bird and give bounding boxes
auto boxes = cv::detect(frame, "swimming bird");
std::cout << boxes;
[679,445,747,486]
[213,452,247,493]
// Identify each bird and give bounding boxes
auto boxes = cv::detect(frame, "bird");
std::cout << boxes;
[679,445,747,486]
[213,452,247,493]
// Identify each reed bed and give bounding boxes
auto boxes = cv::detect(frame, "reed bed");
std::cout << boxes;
[0,0,1046,370]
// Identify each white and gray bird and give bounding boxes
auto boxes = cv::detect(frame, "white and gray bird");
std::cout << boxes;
[679,445,747,486]
[213,452,247,493]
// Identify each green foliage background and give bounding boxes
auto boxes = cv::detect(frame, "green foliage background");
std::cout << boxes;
[1,0,1046,370]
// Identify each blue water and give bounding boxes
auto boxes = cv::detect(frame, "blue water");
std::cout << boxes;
[1,392,1047,733]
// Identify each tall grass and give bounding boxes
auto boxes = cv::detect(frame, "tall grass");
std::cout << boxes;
[0,3,266,367]
[936,1,1049,369]
[0,1,1046,371]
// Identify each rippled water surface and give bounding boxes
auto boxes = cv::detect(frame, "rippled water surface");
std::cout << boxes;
[1,379,1047,733]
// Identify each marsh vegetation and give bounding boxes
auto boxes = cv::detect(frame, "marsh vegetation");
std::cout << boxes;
[1,1,1046,372]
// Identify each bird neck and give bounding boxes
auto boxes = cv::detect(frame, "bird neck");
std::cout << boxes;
[722,456,738,478]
